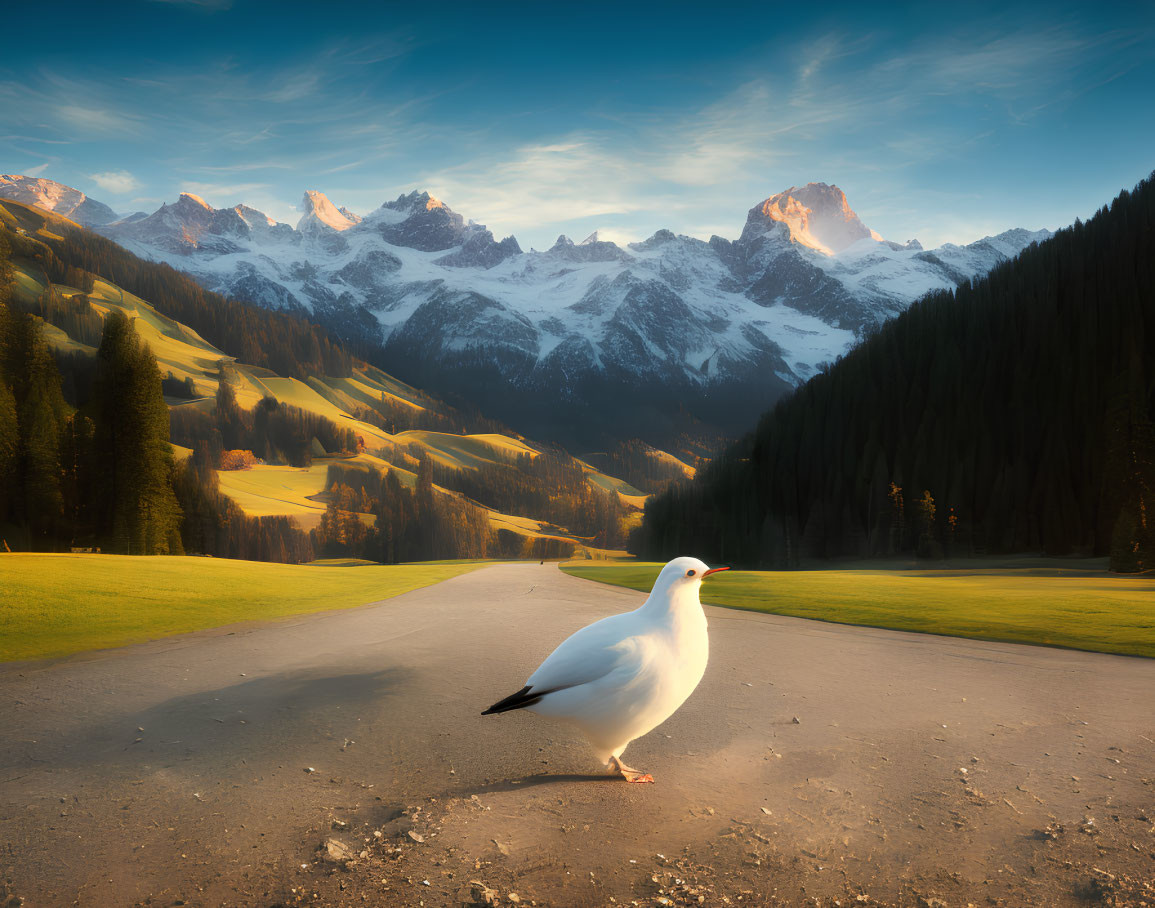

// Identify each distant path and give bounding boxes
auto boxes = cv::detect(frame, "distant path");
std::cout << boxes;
[1,563,1152,906]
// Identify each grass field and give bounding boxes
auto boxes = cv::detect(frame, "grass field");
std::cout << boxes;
[213,457,399,530]
[560,562,1155,658]
[0,554,485,663]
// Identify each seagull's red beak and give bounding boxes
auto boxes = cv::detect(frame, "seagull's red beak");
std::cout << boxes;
[702,566,730,578]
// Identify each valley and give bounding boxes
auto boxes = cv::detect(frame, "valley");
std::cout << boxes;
[1,199,676,561]
[1,7,1152,906]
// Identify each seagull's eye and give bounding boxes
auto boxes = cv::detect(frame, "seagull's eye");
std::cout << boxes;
[686,569,696,577]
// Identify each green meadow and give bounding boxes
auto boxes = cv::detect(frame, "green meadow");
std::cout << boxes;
[0,554,484,663]
[561,562,1155,658]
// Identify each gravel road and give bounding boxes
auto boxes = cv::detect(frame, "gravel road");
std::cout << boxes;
[1,562,1152,906]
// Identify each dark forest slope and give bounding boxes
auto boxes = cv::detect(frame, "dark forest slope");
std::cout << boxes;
[636,173,1155,571]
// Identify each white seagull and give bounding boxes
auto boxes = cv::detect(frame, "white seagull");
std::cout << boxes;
[482,556,729,783]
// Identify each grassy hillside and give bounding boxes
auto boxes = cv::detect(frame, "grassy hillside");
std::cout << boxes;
[4,215,644,553]
[214,451,583,549]
[14,259,399,447]
[394,430,540,470]
[560,562,1155,658]
[0,553,485,662]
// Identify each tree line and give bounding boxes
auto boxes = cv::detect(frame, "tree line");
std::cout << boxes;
[634,172,1155,572]
[0,226,321,560]
[313,458,502,563]
[170,378,358,468]
[581,439,693,494]
[369,442,630,548]
[176,442,314,563]
[0,302,321,560]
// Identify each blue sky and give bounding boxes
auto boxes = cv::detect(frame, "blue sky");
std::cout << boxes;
[2,0,1153,249]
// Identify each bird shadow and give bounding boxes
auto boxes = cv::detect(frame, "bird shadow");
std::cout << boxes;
[472,772,622,793]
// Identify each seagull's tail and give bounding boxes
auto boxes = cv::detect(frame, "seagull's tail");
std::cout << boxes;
[482,684,549,715]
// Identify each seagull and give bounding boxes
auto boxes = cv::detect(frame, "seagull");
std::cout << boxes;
[482,556,729,783]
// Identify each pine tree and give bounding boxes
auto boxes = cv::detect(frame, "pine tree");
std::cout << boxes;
[18,370,64,540]
[91,311,183,554]
[916,490,939,559]
[2,308,70,544]
[0,241,17,526]
[0,377,16,525]
[1105,354,1155,572]
[416,453,435,557]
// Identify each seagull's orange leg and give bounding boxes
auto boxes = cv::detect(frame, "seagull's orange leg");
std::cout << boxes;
[609,754,654,783]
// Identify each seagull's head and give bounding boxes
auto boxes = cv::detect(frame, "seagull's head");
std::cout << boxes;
[655,556,730,595]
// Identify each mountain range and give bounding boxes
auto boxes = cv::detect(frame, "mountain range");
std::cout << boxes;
[0,174,1050,445]
[635,172,1154,571]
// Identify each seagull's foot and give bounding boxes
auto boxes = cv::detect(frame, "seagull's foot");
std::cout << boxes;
[608,755,654,784]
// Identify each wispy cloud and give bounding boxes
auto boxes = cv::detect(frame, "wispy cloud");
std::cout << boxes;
[1,9,1149,250]
[179,180,272,204]
[421,139,649,238]
[875,26,1117,97]
[56,105,142,136]
[412,20,1150,248]
[23,163,50,177]
[0,134,72,145]
[90,170,140,193]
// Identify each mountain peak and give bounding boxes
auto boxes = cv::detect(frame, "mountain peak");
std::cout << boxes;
[233,204,276,228]
[298,190,358,232]
[746,182,877,254]
[178,192,213,210]
[382,190,448,217]
[0,173,119,226]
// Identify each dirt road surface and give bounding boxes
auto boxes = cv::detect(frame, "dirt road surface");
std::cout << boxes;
[1,563,1152,906]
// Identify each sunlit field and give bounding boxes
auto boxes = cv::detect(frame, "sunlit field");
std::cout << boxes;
[0,554,485,662]
[561,562,1155,658]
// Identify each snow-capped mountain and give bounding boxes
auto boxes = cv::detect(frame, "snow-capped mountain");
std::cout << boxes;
[0,174,119,227]
[2,174,1050,441]
[748,182,881,254]
[298,189,361,234]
